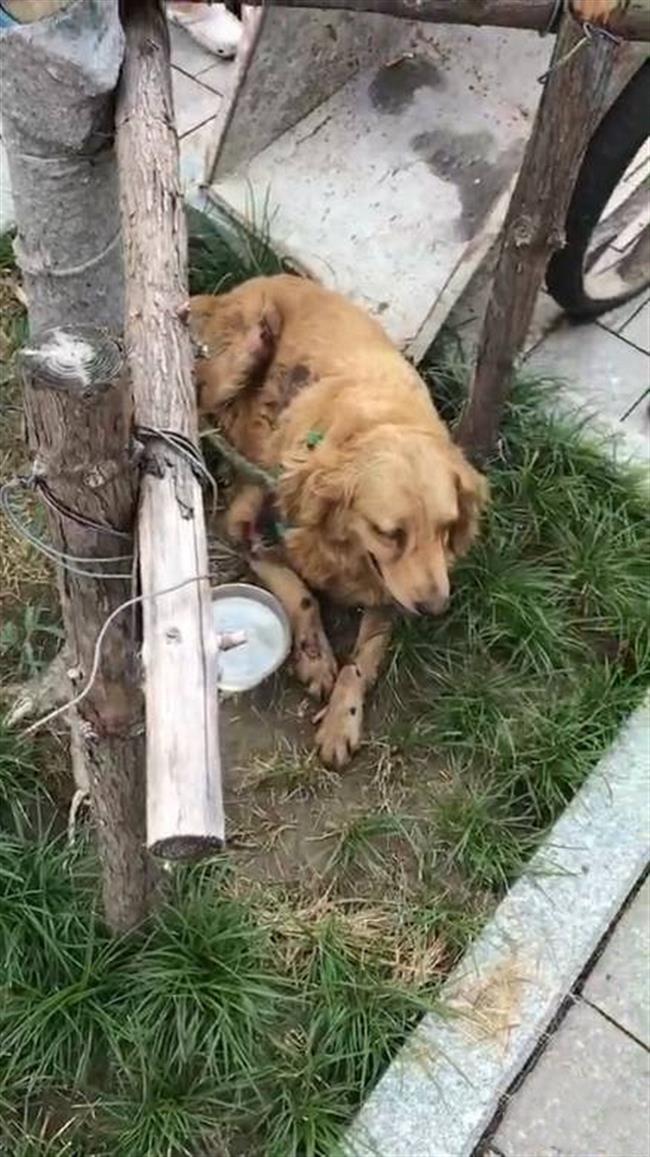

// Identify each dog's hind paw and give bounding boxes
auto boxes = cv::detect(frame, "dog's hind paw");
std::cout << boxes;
[294,631,337,701]
[314,665,363,769]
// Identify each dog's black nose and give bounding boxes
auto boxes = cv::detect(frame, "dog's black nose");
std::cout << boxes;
[415,597,449,616]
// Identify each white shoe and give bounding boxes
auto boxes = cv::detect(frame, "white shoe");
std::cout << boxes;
[168,2,242,60]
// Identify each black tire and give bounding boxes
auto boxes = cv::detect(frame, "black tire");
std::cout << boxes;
[545,59,650,320]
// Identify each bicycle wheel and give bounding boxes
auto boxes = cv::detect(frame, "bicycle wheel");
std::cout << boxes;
[545,60,650,320]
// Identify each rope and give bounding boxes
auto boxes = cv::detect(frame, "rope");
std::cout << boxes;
[200,427,279,491]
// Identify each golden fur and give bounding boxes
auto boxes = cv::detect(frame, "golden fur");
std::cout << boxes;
[190,275,488,766]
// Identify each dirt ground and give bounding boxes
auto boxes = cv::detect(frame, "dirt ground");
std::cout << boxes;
[209,525,450,906]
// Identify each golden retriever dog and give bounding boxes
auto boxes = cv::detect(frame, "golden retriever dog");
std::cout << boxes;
[190,275,487,768]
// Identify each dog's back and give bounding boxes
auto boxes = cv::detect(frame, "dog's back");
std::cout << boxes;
[191,275,441,466]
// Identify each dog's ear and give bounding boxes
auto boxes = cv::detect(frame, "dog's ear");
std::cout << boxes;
[451,454,489,556]
[192,297,282,412]
[229,301,282,390]
[279,440,357,532]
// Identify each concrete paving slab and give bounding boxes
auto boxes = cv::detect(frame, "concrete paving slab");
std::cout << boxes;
[209,7,402,181]
[526,320,650,429]
[622,388,650,444]
[172,67,222,138]
[444,250,566,360]
[169,22,217,78]
[210,25,548,353]
[582,876,650,1047]
[599,288,650,334]
[180,119,217,194]
[198,60,235,97]
[524,291,567,355]
[345,700,650,1157]
[492,998,650,1157]
[623,299,650,355]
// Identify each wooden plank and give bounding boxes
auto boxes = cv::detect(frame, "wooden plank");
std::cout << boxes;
[116,0,224,861]
[235,1,650,40]
[458,13,619,458]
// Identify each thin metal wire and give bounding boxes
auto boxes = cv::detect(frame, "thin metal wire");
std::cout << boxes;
[21,573,214,738]
[538,18,621,84]
[538,29,589,83]
[135,424,218,507]
[0,416,220,579]
[0,480,134,580]
[34,476,133,540]
[540,0,564,36]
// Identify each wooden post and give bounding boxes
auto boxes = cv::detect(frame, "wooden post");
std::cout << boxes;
[115,0,223,861]
[456,12,619,461]
[0,1,151,933]
[0,1,124,331]
[18,328,150,932]
[236,0,650,40]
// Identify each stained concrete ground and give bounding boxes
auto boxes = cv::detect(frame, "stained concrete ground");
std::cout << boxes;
[1,25,648,1154]
[483,876,650,1157]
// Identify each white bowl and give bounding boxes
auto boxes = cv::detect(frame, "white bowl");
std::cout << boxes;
[211,582,291,693]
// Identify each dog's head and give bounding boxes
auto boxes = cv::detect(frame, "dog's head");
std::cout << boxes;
[280,424,488,614]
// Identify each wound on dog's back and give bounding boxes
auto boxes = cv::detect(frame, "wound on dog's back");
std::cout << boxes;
[277,362,312,408]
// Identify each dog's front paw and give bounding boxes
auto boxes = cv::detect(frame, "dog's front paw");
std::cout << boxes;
[294,629,338,700]
[314,665,363,769]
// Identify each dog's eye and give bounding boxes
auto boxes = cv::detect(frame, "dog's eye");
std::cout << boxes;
[371,522,405,548]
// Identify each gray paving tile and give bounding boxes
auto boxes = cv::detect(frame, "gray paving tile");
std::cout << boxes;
[179,120,217,193]
[169,22,216,77]
[622,300,650,355]
[622,389,650,447]
[493,999,650,1157]
[198,60,236,97]
[599,288,650,334]
[526,321,650,427]
[582,876,650,1047]
[524,290,567,355]
[171,68,222,138]
[447,260,566,359]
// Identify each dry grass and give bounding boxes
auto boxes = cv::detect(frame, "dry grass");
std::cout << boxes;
[0,268,54,643]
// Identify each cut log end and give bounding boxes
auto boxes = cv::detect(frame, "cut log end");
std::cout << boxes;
[19,325,124,397]
[149,834,225,862]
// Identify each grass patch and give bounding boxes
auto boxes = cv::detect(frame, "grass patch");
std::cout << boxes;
[1,214,649,1154]
[186,201,287,296]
